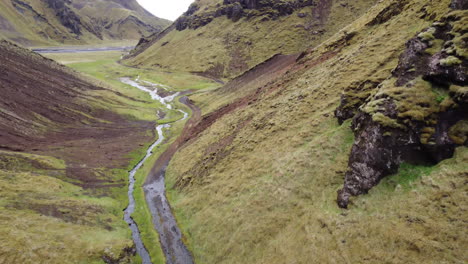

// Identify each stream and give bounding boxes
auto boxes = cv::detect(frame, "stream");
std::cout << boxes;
[121,77,193,264]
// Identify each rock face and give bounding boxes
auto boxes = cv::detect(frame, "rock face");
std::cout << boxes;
[44,0,83,35]
[175,0,319,31]
[336,1,468,208]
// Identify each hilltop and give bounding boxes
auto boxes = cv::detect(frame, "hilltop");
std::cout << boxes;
[0,0,171,46]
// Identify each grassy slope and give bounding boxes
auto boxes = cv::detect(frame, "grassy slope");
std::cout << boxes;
[0,42,166,263]
[163,0,467,263]
[52,50,220,263]
[0,0,170,46]
[125,0,377,79]
[0,152,132,264]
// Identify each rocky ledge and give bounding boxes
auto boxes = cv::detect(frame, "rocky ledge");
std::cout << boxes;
[336,0,467,208]
[175,0,317,31]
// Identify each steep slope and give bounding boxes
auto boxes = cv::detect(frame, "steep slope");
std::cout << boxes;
[158,0,467,263]
[0,40,158,263]
[124,0,377,79]
[0,0,170,46]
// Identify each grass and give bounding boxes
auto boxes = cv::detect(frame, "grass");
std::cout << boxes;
[0,153,133,263]
[159,0,467,263]
[43,51,219,122]
[45,51,219,91]
[378,163,435,191]
[126,0,377,79]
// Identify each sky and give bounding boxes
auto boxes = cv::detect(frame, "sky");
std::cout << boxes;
[137,0,194,21]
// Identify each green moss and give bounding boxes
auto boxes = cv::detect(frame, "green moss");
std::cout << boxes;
[439,56,462,66]
[417,27,436,41]
[372,112,405,129]
[449,120,468,145]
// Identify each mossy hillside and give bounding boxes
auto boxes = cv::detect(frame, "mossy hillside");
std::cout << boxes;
[163,0,466,263]
[0,153,134,264]
[359,9,467,144]
[125,0,377,79]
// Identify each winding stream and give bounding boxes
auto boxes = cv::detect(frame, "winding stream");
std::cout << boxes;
[123,124,169,264]
[121,77,193,264]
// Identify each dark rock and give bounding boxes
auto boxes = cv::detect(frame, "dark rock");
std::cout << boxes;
[335,94,358,124]
[175,15,189,31]
[176,0,316,31]
[450,0,468,9]
[393,37,431,86]
[44,0,82,35]
[366,0,409,26]
[228,3,244,22]
[425,53,468,86]
[184,2,200,16]
[102,245,136,264]
[136,37,149,47]
[336,13,468,208]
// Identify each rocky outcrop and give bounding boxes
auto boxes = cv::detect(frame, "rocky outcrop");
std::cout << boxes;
[44,0,82,35]
[336,1,468,208]
[175,0,318,31]
[451,0,468,9]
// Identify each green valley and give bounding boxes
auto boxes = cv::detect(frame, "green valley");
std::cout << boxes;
[0,0,466,263]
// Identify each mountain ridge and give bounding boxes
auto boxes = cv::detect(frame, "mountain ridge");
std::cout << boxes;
[0,0,171,45]
[124,0,378,79]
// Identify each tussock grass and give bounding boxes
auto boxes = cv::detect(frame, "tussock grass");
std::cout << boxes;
[163,0,466,263]
[0,154,133,263]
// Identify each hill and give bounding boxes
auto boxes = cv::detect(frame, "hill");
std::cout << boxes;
[124,0,378,79]
[155,0,468,263]
[0,0,171,46]
[0,39,158,263]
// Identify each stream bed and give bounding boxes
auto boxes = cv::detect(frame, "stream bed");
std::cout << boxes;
[121,77,193,264]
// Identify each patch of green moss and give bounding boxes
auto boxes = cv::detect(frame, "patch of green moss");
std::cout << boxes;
[372,112,405,129]
[449,120,468,145]
[439,56,462,66]
[417,27,436,41]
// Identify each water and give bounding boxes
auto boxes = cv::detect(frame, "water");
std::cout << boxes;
[121,77,192,264]
[120,78,180,110]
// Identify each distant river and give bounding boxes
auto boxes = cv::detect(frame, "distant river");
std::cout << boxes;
[32,46,134,54]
